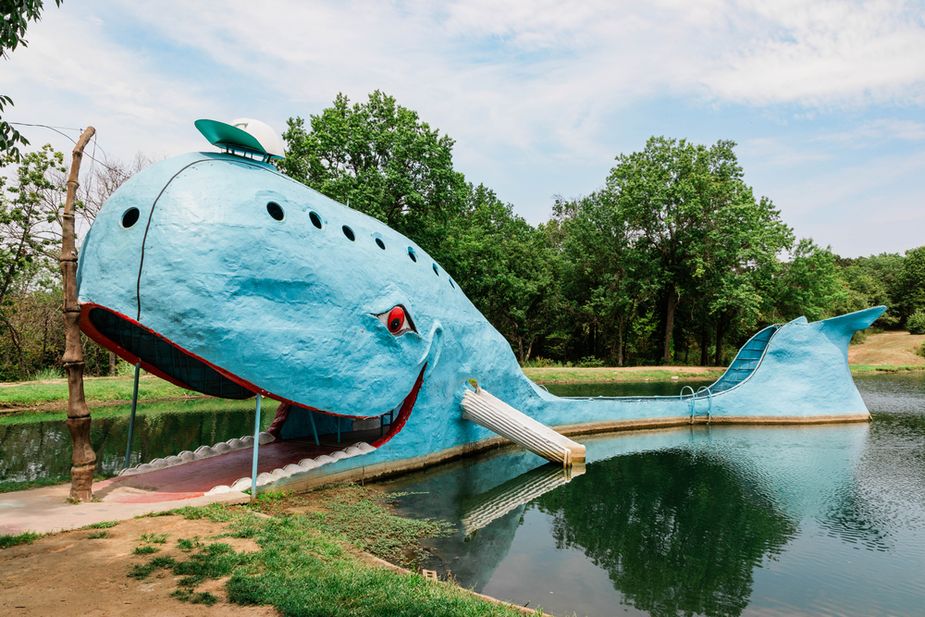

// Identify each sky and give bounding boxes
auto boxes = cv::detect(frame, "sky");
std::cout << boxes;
[2,0,924,257]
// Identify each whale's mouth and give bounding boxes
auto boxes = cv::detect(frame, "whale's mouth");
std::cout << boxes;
[274,365,424,449]
[80,304,423,443]
[81,303,425,501]
[81,304,261,399]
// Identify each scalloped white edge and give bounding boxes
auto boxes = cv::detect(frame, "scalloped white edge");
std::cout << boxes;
[118,431,275,476]
[203,441,377,496]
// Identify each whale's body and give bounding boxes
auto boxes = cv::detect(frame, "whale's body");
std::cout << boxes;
[78,151,883,487]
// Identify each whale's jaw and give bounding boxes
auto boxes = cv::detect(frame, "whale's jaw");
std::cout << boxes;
[79,303,426,446]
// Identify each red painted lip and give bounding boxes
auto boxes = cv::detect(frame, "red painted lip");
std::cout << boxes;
[80,303,424,448]
[371,365,424,448]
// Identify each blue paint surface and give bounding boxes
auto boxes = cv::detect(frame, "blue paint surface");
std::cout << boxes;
[77,151,884,475]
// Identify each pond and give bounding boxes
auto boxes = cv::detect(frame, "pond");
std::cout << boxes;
[0,398,274,483]
[0,380,705,484]
[384,374,925,617]
[1,376,923,616]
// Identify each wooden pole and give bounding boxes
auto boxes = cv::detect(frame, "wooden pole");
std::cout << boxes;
[61,126,96,502]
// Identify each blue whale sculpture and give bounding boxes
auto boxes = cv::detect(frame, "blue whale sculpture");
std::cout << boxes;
[77,150,884,492]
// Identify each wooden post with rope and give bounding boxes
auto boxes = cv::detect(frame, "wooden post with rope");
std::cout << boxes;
[61,126,96,502]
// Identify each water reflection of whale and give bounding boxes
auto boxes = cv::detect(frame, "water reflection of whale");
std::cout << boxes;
[461,463,585,535]
[393,423,878,617]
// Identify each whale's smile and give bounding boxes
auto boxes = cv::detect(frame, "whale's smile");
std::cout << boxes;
[80,303,425,447]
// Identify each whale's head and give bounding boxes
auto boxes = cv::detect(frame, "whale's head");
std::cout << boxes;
[78,152,463,439]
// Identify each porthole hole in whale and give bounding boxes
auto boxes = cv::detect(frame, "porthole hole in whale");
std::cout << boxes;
[266,201,284,221]
[407,247,417,262]
[342,225,355,241]
[85,307,252,399]
[121,207,140,228]
[309,211,323,229]
[375,237,386,250]
[432,263,439,276]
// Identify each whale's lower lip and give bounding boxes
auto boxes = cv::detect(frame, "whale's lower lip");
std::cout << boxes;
[79,303,424,447]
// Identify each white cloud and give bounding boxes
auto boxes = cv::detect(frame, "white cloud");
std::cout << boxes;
[811,118,925,146]
[704,1,925,106]
[1,0,923,254]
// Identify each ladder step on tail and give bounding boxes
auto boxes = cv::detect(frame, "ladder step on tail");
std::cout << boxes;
[461,386,586,467]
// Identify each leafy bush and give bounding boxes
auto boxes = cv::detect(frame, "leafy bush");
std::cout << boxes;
[521,357,559,368]
[29,367,61,381]
[908,311,925,335]
[577,356,605,368]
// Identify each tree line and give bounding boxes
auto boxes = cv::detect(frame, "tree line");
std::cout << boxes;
[2,90,924,381]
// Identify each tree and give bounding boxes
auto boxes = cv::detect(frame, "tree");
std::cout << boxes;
[442,184,561,361]
[0,144,66,308]
[772,239,848,322]
[893,246,925,325]
[552,191,659,365]
[0,144,136,380]
[600,137,792,364]
[837,252,903,327]
[1,1,63,160]
[694,193,792,365]
[281,91,467,262]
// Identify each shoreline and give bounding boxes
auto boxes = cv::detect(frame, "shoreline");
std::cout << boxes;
[2,364,922,415]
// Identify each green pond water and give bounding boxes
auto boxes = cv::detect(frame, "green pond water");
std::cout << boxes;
[0,398,275,483]
[0,380,705,484]
[384,374,925,617]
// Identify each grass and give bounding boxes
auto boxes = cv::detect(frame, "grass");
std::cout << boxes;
[849,364,925,374]
[523,365,725,384]
[0,396,256,426]
[130,485,533,616]
[0,474,110,494]
[258,485,453,566]
[171,588,219,606]
[133,545,160,555]
[29,367,62,381]
[0,531,42,549]
[139,532,168,544]
[5,354,920,419]
[0,476,68,493]
[84,520,119,529]
[87,530,110,539]
[0,373,200,410]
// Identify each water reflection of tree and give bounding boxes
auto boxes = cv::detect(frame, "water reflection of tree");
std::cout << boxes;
[0,408,256,481]
[535,449,796,617]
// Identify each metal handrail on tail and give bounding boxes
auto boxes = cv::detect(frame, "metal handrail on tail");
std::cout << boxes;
[695,385,713,424]
[680,385,696,422]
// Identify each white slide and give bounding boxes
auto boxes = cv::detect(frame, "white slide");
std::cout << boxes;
[462,386,586,467]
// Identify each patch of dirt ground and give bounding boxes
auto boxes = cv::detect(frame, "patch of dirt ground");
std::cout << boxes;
[848,331,925,366]
[0,515,278,617]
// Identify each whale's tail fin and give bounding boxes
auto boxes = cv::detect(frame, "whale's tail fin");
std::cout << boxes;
[817,305,887,347]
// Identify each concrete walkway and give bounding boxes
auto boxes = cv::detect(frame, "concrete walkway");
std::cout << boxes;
[0,483,248,535]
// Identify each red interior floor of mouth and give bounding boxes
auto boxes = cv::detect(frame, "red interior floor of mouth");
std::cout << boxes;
[96,427,385,504]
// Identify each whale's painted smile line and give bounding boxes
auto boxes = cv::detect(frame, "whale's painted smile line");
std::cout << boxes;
[80,303,425,447]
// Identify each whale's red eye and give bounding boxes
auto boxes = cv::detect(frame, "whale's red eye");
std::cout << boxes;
[387,307,405,333]
[376,305,415,335]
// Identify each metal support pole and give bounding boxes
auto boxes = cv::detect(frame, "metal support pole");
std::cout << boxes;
[250,394,262,499]
[307,409,320,446]
[123,362,141,469]
[336,417,341,443]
